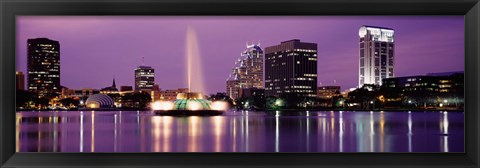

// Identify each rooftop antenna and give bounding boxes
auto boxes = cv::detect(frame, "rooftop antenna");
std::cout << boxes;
[142,56,145,66]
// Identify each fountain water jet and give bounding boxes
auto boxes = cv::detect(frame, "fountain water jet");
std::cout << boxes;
[186,27,205,94]
[152,27,228,116]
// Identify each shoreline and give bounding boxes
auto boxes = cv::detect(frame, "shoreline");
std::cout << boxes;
[16,108,464,113]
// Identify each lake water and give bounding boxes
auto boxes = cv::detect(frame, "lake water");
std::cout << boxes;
[16,110,464,152]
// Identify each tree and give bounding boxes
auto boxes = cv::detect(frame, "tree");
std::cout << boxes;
[209,92,234,106]
[33,97,50,109]
[121,92,151,109]
[347,84,380,109]
[16,90,36,109]
[59,98,80,109]
[266,96,283,110]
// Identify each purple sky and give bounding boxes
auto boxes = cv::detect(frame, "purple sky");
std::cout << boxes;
[16,16,464,94]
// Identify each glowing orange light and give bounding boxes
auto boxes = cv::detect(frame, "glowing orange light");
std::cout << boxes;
[88,104,97,109]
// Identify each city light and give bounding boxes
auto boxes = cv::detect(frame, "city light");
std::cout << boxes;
[88,104,97,109]
[211,101,229,111]
[151,101,174,111]
[275,99,283,106]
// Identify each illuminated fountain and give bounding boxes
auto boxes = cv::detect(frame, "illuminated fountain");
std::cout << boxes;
[152,27,228,116]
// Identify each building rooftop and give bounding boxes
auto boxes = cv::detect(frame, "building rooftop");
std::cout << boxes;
[281,39,301,43]
[426,71,464,77]
[361,25,394,30]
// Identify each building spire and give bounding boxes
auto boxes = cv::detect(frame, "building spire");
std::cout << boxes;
[142,56,145,66]
[112,76,116,88]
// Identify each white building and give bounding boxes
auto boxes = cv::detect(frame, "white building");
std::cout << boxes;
[226,43,264,99]
[359,25,395,87]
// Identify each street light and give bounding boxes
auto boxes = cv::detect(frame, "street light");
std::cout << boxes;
[275,99,283,106]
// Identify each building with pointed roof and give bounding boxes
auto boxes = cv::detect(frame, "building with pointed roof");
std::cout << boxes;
[226,43,264,100]
[100,77,119,94]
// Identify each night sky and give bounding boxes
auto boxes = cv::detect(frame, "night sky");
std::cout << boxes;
[16,16,464,94]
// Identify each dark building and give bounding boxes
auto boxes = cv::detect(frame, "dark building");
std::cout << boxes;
[16,71,25,90]
[240,88,265,99]
[264,39,318,98]
[134,65,155,91]
[120,86,133,92]
[27,38,61,97]
[382,71,464,107]
[382,71,463,93]
[359,26,395,87]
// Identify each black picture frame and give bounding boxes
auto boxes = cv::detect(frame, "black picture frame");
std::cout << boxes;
[1,0,479,167]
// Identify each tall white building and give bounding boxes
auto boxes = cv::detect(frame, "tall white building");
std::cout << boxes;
[359,25,395,87]
[226,43,264,99]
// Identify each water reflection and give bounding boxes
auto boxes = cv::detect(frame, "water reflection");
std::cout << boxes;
[441,112,449,152]
[16,111,464,152]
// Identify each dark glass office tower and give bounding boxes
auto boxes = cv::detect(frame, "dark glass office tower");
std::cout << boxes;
[264,39,317,98]
[27,38,61,98]
[134,65,155,91]
[359,25,395,87]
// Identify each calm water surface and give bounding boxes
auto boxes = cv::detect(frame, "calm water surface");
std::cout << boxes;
[16,111,464,152]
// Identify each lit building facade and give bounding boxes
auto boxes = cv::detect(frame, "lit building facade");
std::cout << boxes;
[160,88,189,101]
[264,39,318,98]
[226,43,264,99]
[61,88,99,102]
[134,65,155,91]
[317,86,341,99]
[359,25,395,87]
[150,84,162,101]
[16,71,25,90]
[27,38,61,97]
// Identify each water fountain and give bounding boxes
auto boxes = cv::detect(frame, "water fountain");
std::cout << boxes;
[152,27,228,116]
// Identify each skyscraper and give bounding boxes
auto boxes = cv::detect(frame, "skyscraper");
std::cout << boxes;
[134,65,155,91]
[264,39,318,98]
[16,71,25,90]
[27,38,60,97]
[359,25,395,87]
[226,43,264,99]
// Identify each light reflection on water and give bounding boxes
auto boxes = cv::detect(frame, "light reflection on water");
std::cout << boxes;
[16,111,464,152]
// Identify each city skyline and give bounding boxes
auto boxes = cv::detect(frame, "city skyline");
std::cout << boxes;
[16,16,464,94]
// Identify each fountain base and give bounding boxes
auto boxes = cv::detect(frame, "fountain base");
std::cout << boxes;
[154,110,224,116]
